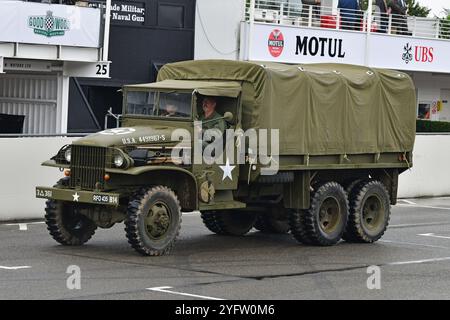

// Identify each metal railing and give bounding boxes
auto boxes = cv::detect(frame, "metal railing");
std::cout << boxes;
[245,1,450,40]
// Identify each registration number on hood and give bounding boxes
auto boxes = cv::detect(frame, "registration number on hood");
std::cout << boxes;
[122,135,166,145]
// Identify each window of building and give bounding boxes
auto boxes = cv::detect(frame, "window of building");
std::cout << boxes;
[158,4,184,28]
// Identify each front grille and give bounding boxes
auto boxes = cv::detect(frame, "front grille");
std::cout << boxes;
[70,145,107,190]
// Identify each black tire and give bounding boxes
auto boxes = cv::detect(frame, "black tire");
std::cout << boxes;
[125,186,182,256]
[288,209,314,244]
[257,172,294,184]
[290,182,349,246]
[45,200,97,246]
[200,211,227,235]
[201,210,257,236]
[343,180,391,243]
[345,179,363,195]
[254,207,290,234]
[44,178,97,246]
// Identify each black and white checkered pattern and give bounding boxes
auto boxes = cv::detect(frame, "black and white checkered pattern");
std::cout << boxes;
[45,16,53,31]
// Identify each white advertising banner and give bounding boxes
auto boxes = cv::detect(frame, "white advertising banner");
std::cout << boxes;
[245,22,450,73]
[367,34,450,73]
[247,23,366,65]
[0,1,101,48]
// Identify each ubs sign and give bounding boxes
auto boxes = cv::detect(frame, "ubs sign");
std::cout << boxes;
[402,42,434,64]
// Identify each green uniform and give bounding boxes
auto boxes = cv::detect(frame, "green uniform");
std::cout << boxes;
[199,111,226,134]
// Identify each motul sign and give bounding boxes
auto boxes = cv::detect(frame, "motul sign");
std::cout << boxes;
[244,23,450,73]
[246,23,365,65]
[268,29,284,57]
[295,36,346,58]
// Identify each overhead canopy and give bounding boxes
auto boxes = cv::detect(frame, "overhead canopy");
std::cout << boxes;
[157,60,417,156]
[124,79,242,98]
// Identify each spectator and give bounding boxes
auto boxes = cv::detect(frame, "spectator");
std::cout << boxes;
[389,0,410,35]
[301,0,321,26]
[338,0,360,31]
[375,0,389,33]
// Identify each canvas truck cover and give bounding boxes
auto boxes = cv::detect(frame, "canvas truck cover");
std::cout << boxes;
[157,60,416,156]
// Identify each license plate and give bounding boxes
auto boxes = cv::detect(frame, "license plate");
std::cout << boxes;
[36,188,53,198]
[92,194,119,205]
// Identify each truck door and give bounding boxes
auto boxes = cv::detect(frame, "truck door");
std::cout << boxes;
[192,93,242,193]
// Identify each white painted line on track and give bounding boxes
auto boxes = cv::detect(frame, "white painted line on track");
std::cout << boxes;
[390,222,449,228]
[183,212,200,216]
[399,199,417,205]
[418,233,450,240]
[0,266,31,270]
[388,257,450,266]
[3,222,45,230]
[379,239,449,249]
[147,286,224,300]
[397,204,450,211]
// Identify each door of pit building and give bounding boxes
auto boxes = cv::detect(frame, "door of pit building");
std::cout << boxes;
[440,89,450,122]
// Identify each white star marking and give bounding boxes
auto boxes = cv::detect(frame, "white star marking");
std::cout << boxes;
[219,158,235,181]
[72,192,80,202]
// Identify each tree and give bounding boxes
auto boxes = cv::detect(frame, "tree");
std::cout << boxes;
[405,0,431,17]
[359,0,431,17]
[439,9,450,39]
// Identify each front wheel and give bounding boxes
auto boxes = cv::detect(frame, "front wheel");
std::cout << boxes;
[45,200,97,246]
[125,186,182,256]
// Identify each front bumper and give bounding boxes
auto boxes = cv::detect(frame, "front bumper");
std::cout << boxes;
[36,187,120,207]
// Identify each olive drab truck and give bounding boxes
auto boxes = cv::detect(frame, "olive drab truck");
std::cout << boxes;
[36,60,416,256]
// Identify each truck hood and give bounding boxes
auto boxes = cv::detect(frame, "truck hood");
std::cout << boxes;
[73,126,181,148]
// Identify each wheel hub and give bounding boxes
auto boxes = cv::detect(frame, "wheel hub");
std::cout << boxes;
[145,202,171,239]
[362,195,384,231]
[319,197,341,234]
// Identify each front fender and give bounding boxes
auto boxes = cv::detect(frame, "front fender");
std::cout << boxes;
[107,166,199,211]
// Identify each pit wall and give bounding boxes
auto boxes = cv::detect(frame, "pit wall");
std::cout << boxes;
[0,137,76,221]
[0,135,448,221]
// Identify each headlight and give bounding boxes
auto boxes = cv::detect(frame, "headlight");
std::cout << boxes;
[64,148,71,163]
[113,154,125,168]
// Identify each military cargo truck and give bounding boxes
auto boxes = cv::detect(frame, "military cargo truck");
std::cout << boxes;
[36,60,416,255]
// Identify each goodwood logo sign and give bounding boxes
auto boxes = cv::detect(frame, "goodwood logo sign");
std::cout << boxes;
[28,11,70,37]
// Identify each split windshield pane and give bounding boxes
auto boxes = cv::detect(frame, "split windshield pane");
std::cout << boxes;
[125,91,192,118]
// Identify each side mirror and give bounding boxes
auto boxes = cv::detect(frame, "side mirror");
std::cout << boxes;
[224,112,234,122]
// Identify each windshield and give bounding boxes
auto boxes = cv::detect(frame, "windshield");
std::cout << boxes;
[125,90,192,119]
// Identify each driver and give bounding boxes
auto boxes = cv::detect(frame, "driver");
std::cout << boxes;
[198,96,226,134]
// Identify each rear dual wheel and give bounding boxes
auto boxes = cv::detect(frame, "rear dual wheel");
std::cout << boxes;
[343,180,391,243]
[290,182,349,246]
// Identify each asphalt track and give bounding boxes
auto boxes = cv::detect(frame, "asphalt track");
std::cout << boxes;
[1,197,450,300]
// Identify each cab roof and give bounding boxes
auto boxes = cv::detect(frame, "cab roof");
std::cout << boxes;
[124,79,242,98]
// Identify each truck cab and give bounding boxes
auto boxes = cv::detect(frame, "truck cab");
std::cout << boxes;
[37,79,249,256]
